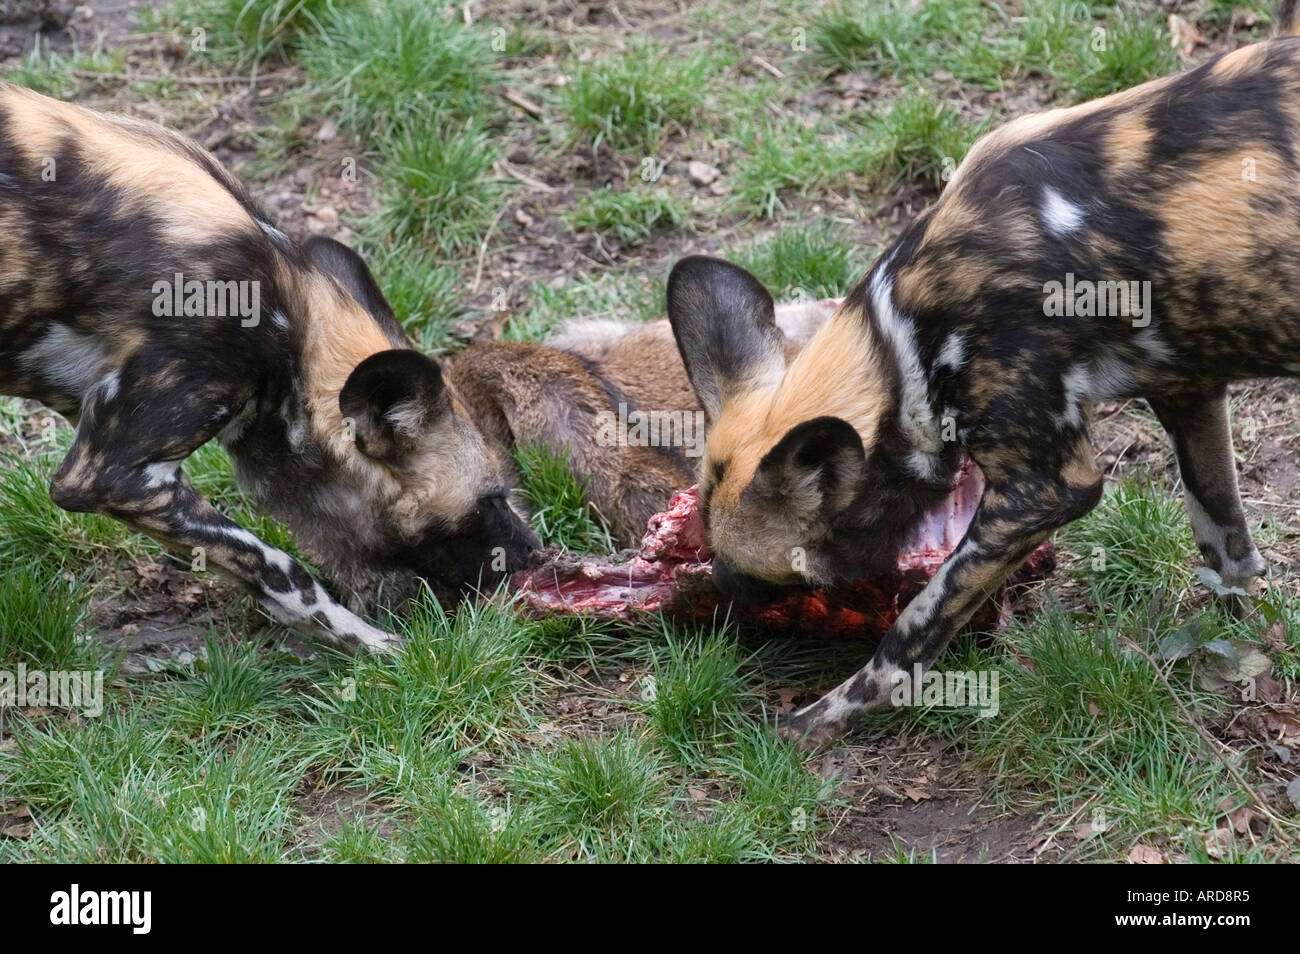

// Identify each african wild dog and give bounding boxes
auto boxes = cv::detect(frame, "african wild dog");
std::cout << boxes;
[0,80,537,650]
[667,23,1300,744]
[447,298,835,544]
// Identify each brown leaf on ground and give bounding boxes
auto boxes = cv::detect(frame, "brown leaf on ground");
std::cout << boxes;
[0,804,32,840]
[903,786,931,803]
[1228,805,1256,835]
[135,562,167,585]
[1168,14,1206,57]
[1264,623,1288,653]
[1127,843,1165,864]
[1205,825,1234,859]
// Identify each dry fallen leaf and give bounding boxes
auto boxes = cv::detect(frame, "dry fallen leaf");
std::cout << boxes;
[135,562,168,585]
[0,804,32,841]
[1228,805,1256,835]
[1074,822,1099,841]
[1265,622,1288,653]
[1127,843,1165,864]
[1204,825,1235,859]
[1168,14,1206,57]
[903,786,931,803]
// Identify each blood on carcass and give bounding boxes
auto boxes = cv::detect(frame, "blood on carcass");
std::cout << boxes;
[510,458,1054,639]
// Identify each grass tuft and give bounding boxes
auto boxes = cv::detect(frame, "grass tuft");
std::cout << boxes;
[514,444,615,553]
[735,223,860,300]
[563,40,708,156]
[567,186,689,246]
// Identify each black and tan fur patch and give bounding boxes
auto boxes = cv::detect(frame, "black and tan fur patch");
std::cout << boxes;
[668,25,1300,743]
[0,80,535,649]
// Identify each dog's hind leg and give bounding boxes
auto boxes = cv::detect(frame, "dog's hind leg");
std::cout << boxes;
[49,372,397,652]
[1147,388,1267,595]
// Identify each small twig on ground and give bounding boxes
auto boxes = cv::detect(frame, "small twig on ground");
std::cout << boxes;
[71,69,292,86]
[495,159,557,193]
[471,202,510,294]
[502,89,545,118]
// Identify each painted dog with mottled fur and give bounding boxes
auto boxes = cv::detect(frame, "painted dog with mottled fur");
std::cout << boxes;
[0,80,537,651]
[667,25,1300,744]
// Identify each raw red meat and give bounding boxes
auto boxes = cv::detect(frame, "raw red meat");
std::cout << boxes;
[510,458,1054,639]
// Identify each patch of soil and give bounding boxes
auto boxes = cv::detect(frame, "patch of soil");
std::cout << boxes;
[293,776,396,858]
[0,0,145,62]
[816,737,1053,863]
[92,558,312,673]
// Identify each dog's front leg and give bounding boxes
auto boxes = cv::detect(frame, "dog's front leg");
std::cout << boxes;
[49,379,398,652]
[782,439,1104,746]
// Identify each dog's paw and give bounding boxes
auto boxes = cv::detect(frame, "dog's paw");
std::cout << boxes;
[358,626,403,653]
[776,708,844,751]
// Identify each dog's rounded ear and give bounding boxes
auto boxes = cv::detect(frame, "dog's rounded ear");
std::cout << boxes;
[304,237,401,335]
[340,350,448,461]
[755,416,865,517]
[667,255,785,421]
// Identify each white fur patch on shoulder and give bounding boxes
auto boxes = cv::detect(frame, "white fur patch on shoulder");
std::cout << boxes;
[1041,186,1085,237]
[143,461,182,488]
[1056,363,1091,429]
[19,325,110,399]
[870,265,942,455]
[934,333,967,373]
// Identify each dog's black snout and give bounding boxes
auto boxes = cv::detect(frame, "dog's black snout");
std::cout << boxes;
[712,556,802,604]
[489,495,539,571]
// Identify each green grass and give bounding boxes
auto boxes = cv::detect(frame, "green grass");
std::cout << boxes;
[1066,5,1180,100]
[2,40,127,97]
[1059,473,1199,611]
[812,0,1179,101]
[567,186,689,246]
[353,238,463,349]
[298,0,492,133]
[963,600,1247,857]
[181,0,334,63]
[0,450,154,570]
[562,40,711,156]
[512,733,666,844]
[294,0,505,259]
[874,474,1292,859]
[813,0,1012,83]
[729,93,979,217]
[0,561,94,671]
[514,444,615,553]
[867,89,983,188]
[734,224,861,300]
[364,118,503,258]
[640,627,750,761]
